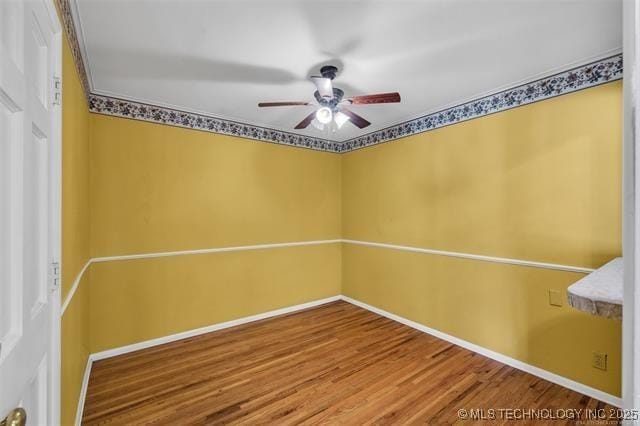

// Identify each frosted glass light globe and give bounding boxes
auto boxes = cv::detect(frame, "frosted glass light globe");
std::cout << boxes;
[315,107,333,124]
[334,111,350,128]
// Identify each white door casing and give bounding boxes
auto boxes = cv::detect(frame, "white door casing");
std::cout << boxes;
[0,0,61,424]
[623,0,640,417]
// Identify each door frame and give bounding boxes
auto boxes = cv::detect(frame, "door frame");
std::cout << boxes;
[623,0,640,416]
[41,0,63,423]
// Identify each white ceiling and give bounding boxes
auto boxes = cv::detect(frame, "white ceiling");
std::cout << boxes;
[74,0,622,142]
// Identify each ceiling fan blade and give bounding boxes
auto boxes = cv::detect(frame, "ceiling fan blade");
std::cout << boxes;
[340,107,371,129]
[311,76,334,98]
[258,101,311,107]
[294,111,317,129]
[347,92,401,105]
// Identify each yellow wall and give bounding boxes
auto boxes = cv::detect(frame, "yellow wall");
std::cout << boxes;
[61,43,90,298]
[90,115,341,257]
[88,114,343,351]
[342,81,622,395]
[342,244,621,395]
[89,244,341,352]
[60,36,91,426]
[343,82,621,268]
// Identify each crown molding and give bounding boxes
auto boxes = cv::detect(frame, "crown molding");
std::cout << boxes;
[56,0,623,154]
[54,0,90,97]
[65,0,94,91]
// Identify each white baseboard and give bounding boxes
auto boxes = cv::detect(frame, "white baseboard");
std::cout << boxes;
[74,355,93,426]
[341,295,622,408]
[90,295,342,361]
[75,293,621,424]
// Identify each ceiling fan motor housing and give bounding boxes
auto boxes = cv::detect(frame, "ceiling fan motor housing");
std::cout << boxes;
[314,88,344,109]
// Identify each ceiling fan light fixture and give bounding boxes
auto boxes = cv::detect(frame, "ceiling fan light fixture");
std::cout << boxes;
[258,65,400,131]
[315,107,333,124]
[334,111,350,128]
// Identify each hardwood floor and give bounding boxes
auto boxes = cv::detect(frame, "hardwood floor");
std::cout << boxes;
[82,301,617,425]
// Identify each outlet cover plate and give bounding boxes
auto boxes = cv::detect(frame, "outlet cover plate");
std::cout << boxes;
[592,352,608,371]
[549,289,563,307]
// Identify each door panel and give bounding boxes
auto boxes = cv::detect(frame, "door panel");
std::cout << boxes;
[0,1,26,369]
[0,93,20,349]
[29,16,48,108]
[24,126,48,319]
[0,1,24,73]
[20,356,48,426]
[0,0,60,423]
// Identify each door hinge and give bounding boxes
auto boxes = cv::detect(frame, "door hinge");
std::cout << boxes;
[49,261,60,292]
[53,76,61,106]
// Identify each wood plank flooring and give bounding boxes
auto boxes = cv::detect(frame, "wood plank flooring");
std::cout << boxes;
[82,301,618,425]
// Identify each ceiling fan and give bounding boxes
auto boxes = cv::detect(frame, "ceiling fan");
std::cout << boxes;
[258,65,401,131]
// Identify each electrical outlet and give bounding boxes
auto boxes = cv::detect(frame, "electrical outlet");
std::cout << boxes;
[592,352,607,371]
[548,289,563,307]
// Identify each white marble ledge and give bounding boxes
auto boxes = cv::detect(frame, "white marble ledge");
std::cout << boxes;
[567,257,622,320]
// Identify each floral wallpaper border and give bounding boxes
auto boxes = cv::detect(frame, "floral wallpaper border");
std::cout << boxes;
[339,54,622,152]
[57,1,622,153]
[89,95,340,152]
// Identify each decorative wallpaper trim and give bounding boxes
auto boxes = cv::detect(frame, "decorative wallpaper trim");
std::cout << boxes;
[88,94,340,153]
[89,54,622,154]
[340,54,623,152]
[54,0,90,98]
[57,1,622,153]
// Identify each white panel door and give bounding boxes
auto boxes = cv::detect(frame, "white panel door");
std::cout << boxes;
[0,0,61,424]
